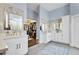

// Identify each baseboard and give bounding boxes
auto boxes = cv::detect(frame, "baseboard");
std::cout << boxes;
[50,41,70,45]
[25,52,28,55]
[70,44,79,49]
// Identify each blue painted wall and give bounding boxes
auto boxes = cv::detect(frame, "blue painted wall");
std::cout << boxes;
[27,7,33,19]
[27,5,39,20]
[27,3,79,20]
[10,3,27,21]
[40,6,49,20]
[49,4,70,20]
[70,3,79,15]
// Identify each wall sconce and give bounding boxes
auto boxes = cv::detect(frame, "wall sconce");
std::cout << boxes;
[4,11,10,30]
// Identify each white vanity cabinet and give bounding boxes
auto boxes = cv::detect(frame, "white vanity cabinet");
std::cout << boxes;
[19,37,28,55]
[4,36,28,55]
[5,38,18,55]
[39,31,47,43]
[47,32,52,43]
[57,32,63,43]
[62,15,70,44]
[51,15,70,44]
[71,14,79,48]
[55,15,70,44]
[52,32,58,42]
[51,32,63,43]
[0,4,28,55]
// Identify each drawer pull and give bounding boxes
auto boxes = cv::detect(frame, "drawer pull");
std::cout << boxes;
[16,43,21,49]
[16,44,18,49]
[19,44,21,48]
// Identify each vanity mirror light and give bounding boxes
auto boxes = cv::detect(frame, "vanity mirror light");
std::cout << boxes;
[4,11,10,30]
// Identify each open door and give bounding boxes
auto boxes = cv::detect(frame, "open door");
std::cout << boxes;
[25,19,37,47]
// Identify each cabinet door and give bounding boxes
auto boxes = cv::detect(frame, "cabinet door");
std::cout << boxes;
[39,31,47,43]
[71,16,79,48]
[57,33,63,43]
[18,37,28,55]
[5,39,18,55]
[5,37,28,55]
[51,31,55,41]
[54,33,58,42]
[62,15,70,44]
[47,33,52,42]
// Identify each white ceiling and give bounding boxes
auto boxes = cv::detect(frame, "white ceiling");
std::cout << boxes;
[40,3,68,11]
[27,3,68,11]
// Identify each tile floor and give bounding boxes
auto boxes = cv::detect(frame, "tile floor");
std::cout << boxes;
[28,41,79,55]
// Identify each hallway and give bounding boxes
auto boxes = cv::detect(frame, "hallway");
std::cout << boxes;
[28,42,79,55]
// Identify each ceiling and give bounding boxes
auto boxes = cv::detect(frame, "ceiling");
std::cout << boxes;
[41,3,68,11]
[27,3,39,11]
[27,3,68,11]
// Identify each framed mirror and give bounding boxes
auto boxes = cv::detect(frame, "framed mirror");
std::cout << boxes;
[4,12,23,31]
[9,13,23,31]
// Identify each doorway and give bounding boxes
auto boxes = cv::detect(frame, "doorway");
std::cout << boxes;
[26,19,37,47]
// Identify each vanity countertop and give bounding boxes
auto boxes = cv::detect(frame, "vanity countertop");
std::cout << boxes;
[4,35,28,39]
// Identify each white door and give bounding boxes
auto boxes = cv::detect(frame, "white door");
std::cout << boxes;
[71,16,79,48]
[62,15,70,44]
[5,39,18,55]
[19,37,28,55]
